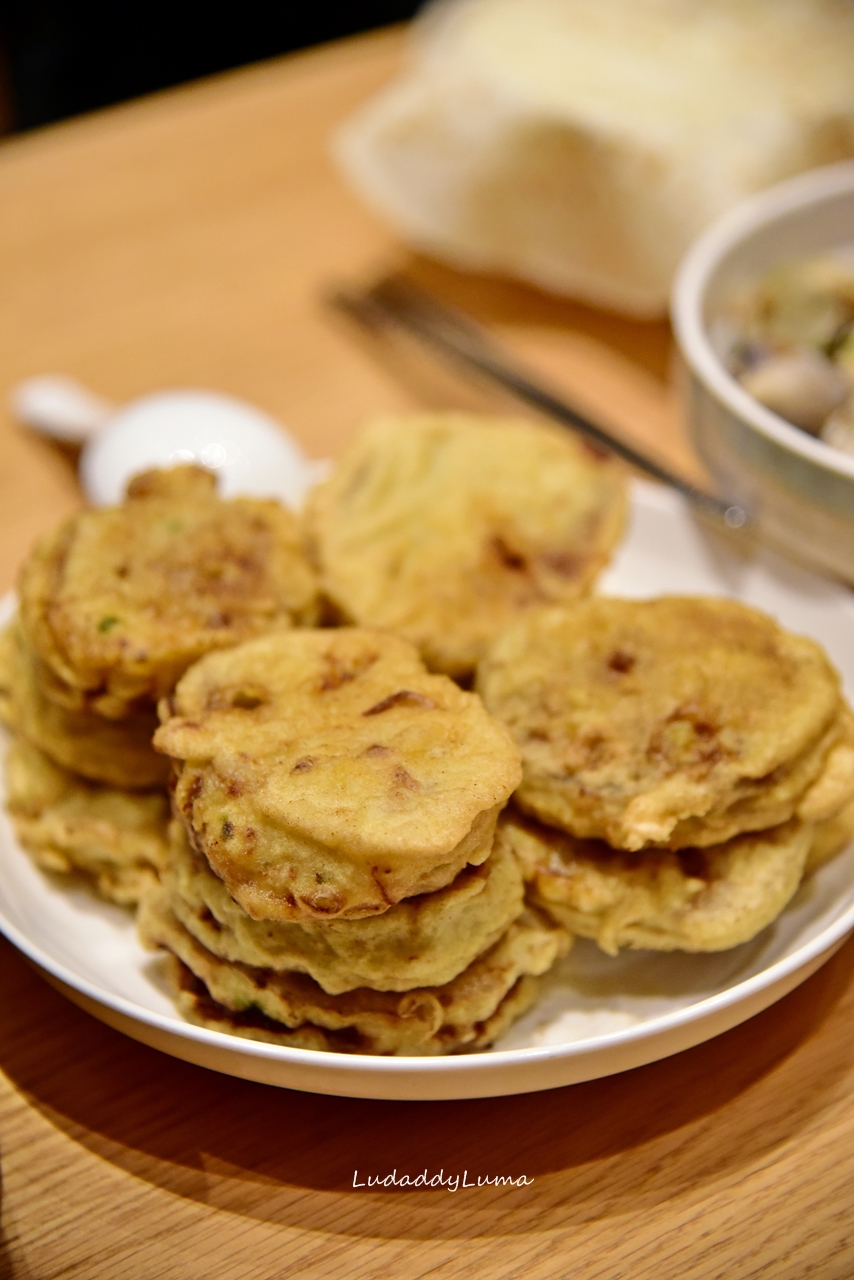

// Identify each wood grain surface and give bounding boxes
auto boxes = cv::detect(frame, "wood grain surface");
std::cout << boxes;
[0,26,852,1280]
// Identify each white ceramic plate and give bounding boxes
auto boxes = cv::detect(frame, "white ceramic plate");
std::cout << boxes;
[2,480,854,1101]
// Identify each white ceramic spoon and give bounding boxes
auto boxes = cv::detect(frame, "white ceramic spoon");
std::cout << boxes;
[12,375,329,509]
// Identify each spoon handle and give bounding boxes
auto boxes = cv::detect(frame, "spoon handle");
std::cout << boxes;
[331,279,749,530]
[11,375,114,444]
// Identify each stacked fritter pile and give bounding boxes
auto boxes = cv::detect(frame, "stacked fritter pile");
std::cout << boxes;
[0,467,317,904]
[478,597,854,954]
[140,628,569,1054]
[304,412,626,679]
[0,621,171,904]
[4,412,853,1052]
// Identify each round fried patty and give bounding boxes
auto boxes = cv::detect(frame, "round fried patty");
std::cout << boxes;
[165,818,525,994]
[478,596,853,850]
[155,628,522,921]
[304,412,626,677]
[18,466,318,718]
[500,808,813,954]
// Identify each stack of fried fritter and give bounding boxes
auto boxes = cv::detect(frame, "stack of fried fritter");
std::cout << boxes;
[139,627,569,1054]
[0,466,317,905]
[7,414,849,1055]
[478,597,854,954]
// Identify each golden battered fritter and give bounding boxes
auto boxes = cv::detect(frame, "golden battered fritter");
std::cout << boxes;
[165,954,542,1055]
[166,819,525,994]
[0,621,167,790]
[304,413,626,677]
[155,628,522,922]
[500,809,812,955]
[139,889,568,1055]
[478,597,854,850]
[4,737,169,906]
[0,625,15,735]
[18,466,318,719]
[806,797,854,874]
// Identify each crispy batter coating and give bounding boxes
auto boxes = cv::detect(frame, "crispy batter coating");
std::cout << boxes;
[165,819,525,994]
[806,797,854,874]
[0,621,167,789]
[18,466,318,718]
[139,889,568,1055]
[500,808,812,955]
[155,628,522,921]
[4,736,169,906]
[304,413,626,677]
[478,597,854,850]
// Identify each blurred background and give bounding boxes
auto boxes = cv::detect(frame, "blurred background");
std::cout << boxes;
[0,1,423,133]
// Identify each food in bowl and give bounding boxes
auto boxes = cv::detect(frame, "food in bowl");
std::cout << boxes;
[724,251,854,449]
[672,161,854,586]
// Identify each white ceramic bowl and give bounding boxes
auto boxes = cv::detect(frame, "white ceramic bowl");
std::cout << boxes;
[78,389,328,509]
[672,161,854,584]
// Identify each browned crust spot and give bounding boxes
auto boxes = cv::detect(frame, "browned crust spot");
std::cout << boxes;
[363,690,437,715]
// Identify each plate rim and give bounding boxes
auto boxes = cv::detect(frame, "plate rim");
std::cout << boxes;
[1,851,852,1081]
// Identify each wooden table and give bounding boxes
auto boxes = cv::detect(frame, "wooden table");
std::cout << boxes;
[1,28,853,1280]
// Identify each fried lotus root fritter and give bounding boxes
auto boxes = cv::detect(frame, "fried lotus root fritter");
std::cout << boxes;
[18,466,318,718]
[304,413,626,677]
[4,736,169,906]
[139,889,569,1055]
[155,628,522,922]
[806,797,854,874]
[0,621,167,790]
[478,597,854,850]
[500,809,812,955]
[166,818,525,994]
